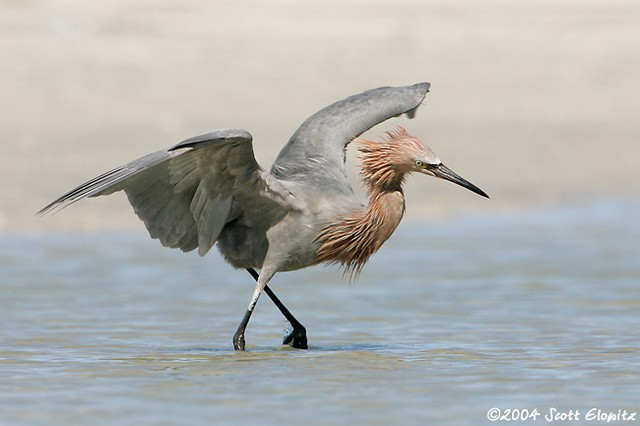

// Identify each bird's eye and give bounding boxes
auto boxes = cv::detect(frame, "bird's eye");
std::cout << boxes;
[415,160,425,168]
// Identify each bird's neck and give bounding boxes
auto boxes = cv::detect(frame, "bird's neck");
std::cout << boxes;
[315,186,406,278]
[360,158,406,191]
[363,187,406,246]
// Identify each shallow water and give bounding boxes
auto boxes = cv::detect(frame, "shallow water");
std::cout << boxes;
[1,200,639,425]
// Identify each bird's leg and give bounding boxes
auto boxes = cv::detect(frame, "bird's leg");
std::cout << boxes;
[233,267,278,350]
[233,286,262,351]
[246,268,308,349]
[265,286,308,349]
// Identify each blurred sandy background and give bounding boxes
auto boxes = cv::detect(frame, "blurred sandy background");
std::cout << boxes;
[2,0,639,232]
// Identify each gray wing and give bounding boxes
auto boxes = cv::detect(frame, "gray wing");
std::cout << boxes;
[271,82,430,183]
[39,129,297,256]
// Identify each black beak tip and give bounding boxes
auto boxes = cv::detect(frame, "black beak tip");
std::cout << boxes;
[466,185,489,199]
[476,188,490,199]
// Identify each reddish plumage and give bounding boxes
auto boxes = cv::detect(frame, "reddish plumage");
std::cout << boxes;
[315,126,427,277]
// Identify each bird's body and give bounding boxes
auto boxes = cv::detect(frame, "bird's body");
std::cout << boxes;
[39,82,488,350]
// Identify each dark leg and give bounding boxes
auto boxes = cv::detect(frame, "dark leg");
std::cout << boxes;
[232,308,252,350]
[246,268,308,349]
[233,280,265,350]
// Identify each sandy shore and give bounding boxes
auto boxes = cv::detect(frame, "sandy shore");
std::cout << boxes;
[2,0,639,232]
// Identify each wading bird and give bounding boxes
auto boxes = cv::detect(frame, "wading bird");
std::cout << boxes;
[39,82,488,350]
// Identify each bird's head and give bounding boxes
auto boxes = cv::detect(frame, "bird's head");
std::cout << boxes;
[358,126,489,198]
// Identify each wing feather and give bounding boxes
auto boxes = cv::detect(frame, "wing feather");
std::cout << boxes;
[39,129,295,256]
[272,83,430,185]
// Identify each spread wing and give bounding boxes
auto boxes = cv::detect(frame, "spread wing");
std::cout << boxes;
[271,82,430,184]
[39,129,297,256]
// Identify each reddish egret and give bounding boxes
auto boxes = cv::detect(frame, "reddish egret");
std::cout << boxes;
[39,83,488,350]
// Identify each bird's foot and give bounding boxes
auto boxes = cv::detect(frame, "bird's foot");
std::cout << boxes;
[233,331,246,351]
[283,322,308,349]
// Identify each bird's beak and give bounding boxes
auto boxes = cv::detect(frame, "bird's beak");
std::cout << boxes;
[429,163,489,198]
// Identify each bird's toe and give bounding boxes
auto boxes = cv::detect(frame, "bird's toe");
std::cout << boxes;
[283,326,308,349]
[233,332,246,351]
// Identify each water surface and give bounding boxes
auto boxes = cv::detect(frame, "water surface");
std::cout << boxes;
[1,200,639,425]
